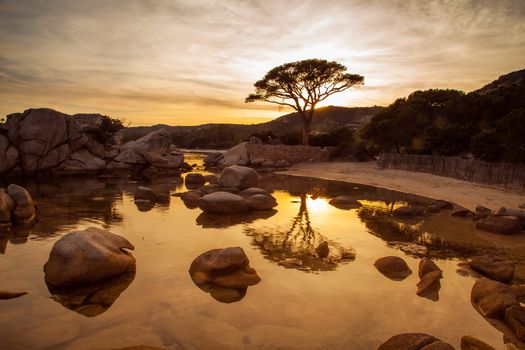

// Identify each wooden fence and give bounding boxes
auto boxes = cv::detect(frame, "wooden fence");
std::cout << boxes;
[377,153,525,191]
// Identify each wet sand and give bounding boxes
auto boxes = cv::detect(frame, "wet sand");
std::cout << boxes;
[278,161,525,211]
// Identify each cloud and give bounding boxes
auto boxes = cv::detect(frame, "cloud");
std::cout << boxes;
[0,0,524,125]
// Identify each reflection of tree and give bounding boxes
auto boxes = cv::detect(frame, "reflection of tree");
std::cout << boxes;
[245,194,355,272]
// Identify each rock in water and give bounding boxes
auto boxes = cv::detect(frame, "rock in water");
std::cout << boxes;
[244,194,278,210]
[460,335,496,350]
[185,173,206,188]
[134,186,157,203]
[44,227,136,286]
[7,184,36,224]
[392,206,424,218]
[0,189,14,223]
[418,258,442,278]
[197,192,249,214]
[505,305,525,342]
[469,255,515,283]
[328,195,363,209]
[374,256,412,280]
[471,278,518,318]
[378,333,454,350]
[218,165,259,189]
[315,241,330,258]
[476,215,521,235]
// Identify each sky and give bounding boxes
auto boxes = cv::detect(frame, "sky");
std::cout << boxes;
[0,0,524,126]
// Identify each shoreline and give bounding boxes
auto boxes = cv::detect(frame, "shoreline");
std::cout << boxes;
[277,161,525,211]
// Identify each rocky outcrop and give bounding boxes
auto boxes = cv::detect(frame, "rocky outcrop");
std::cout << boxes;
[374,256,412,280]
[43,227,136,287]
[378,333,455,350]
[189,247,261,303]
[0,108,185,178]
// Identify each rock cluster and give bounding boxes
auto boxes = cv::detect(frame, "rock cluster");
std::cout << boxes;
[0,184,37,229]
[189,247,261,303]
[0,108,185,178]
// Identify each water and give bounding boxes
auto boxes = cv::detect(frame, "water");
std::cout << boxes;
[0,154,520,349]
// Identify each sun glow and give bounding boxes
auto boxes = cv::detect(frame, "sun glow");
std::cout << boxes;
[305,195,331,214]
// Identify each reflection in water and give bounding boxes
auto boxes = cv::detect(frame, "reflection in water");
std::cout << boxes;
[47,271,135,317]
[196,210,277,228]
[245,194,356,272]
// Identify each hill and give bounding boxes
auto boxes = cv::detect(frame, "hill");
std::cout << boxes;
[474,68,525,95]
[120,106,383,149]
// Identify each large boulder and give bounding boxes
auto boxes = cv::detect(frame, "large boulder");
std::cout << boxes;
[374,256,412,280]
[120,128,171,155]
[0,134,19,174]
[476,215,521,234]
[59,149,106,174]
[43,227,136,286]
[329,195,363,210]
[218,165,259,189]
[469,255,515,283]
[377,333,454,350]
[198,192,249,214]
[471,278,518,318]
[217,142,249,166]
[7,184,36,224]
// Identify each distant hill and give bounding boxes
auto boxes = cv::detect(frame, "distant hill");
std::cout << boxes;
[474,68,525,94]
[119,105,384,148]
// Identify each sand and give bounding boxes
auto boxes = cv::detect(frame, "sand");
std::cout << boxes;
[278,161,525,211]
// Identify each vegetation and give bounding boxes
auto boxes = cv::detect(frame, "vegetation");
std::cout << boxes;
[362,76,525,162]
[87,115,124,144]
[245,59,364,145]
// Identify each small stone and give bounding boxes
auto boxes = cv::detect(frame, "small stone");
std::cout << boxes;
[329,195,362,210]
[374,256,412,280]
[417,270,443,297]
[419,258,442,278]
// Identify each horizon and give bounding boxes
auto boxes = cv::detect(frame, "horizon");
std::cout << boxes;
[1,0,524,126]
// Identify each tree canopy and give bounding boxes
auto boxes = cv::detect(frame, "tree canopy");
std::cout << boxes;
[245,59,364,145]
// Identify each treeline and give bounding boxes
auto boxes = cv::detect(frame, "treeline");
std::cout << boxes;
[361,78,525,163]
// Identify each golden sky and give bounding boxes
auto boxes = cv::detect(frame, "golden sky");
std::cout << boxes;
[1,0,524,126]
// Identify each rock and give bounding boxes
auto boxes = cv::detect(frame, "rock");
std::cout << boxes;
[0,291,28,300]
[134,186,157,203]
[374,256,412,280]
[495,207,525,228]
[185,173,206,188]
[474,205,492,220]
[218,142,249,166]
[198,192,249,214]
[505,305,525,342]
[261,159,276,168]
[511,284,525,303]
[275,159,290,168]
[244,194,277,211]
[179,161,192,172]
[203,174,218,184]
[7,184,36,224]
[250,158,266,167]
[239,187,269,197]
[189,247,260,301]
[392,206,424,218]
[43,227,136,286]
[180,191,203,209]
[417,270,443,297]
[471,278,518,318]
[60,149,106,174]
[163,151,184,169]
[0,133,19,174]
[249,136,263,144]
[469,255,515,283]
[426,204,441,214]
[278,258,303,268]
[452,209,475,217]
[120,128,171,155]
[140,166,158,179]
[218,165,259,189]
[329,195,363,209]
[419,258,442,278]
[0,189,14,223]
[378,333,454,350]
[460,336,495,350]
[203,152,223,167]
[113,148,147,165]
[476,215,521,235]
[315,241,330,258]
[430,200,453,210]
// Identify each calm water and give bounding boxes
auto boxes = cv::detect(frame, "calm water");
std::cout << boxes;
[0,154,520,349]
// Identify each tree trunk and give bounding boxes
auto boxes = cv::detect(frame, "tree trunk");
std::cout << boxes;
[302,110,314,146]
[302,126,310,146]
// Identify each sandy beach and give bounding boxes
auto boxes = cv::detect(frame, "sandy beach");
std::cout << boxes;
[278,161,525,211]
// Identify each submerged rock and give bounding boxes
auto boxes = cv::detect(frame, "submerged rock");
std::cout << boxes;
[218,165,259,189]
[7,184,36,224]
[471,277,518,319]
[328,195,362,210]
[378,333,454,350]
[469,255,515,283]
[44,227,136,287]
[374,256,412,281]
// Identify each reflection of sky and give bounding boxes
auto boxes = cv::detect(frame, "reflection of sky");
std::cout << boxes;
[1,0,524,125]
